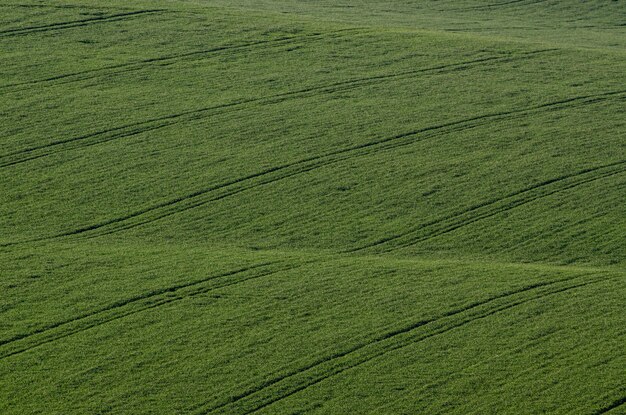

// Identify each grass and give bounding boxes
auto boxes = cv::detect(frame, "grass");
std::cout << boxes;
[1,0,625,414]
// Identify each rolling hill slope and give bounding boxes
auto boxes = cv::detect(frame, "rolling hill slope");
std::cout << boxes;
[1,1,625,414]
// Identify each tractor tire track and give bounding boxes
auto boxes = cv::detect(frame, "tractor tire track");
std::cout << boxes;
[0,262,284,359]
[0,261,301,360]
[593,396,626,415]
[0,10,164,37]
[0,48,555,168]
[0,3,134,10]
[365,323,622,415]
[192,273,607,414]
[350,159,626,253]
[241,277,607,414]
[0,28,363,90]
[446,0,547,12]
[1,89,623,248]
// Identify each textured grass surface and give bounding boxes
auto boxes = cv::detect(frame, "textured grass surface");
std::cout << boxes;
[1,1,625,414]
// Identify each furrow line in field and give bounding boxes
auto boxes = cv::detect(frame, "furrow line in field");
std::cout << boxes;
[0,48,556,167]
[0,3,138,10]
[447,0,547,12]
[351,160,626,253]
[0,262,284,360]
[77,161,337,239]
[194,274,605,414]
[0,112,233,168]
[0,28,363,90]
[593,397,626,415]
[0,10,164,37]
[349,91,626,162]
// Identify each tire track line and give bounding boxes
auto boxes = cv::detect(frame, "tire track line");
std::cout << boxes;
[346,90,625,164]
[350,159,626,253]
[446,0,547,12]
[192,273,607,414]
[0,4,134,10]
[0,29,363,90]
[366,324,622,415]
[0,48,555,168]
[0,261,301,360]
[1,89,622,248]
[0,10,164,37]
[242,277,607,414]
[593,397,626,414]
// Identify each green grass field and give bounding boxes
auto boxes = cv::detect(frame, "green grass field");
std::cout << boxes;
[1,1,625,413]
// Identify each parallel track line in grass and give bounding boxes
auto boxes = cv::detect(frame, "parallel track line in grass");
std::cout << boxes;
[0,48,558,167]
[350,160,626,253]
[446,0,548,12]
[0,28,364,90]
[240,277,609,414]
[367,322,626,415]
[78,140,626,243]
[593,396,626,415]
[192,273,607,414]
[0,3,135,10]
[0,261,300,360]
[1,90,623,248]
[0,10,164,37]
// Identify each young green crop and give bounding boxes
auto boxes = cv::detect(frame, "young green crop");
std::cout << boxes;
[1,1,624,414]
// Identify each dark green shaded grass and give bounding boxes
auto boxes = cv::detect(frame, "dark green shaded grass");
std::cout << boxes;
[1,243,622,414]
[1,0,625,413]
[265,277,626,415]
[2,47,624,256]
